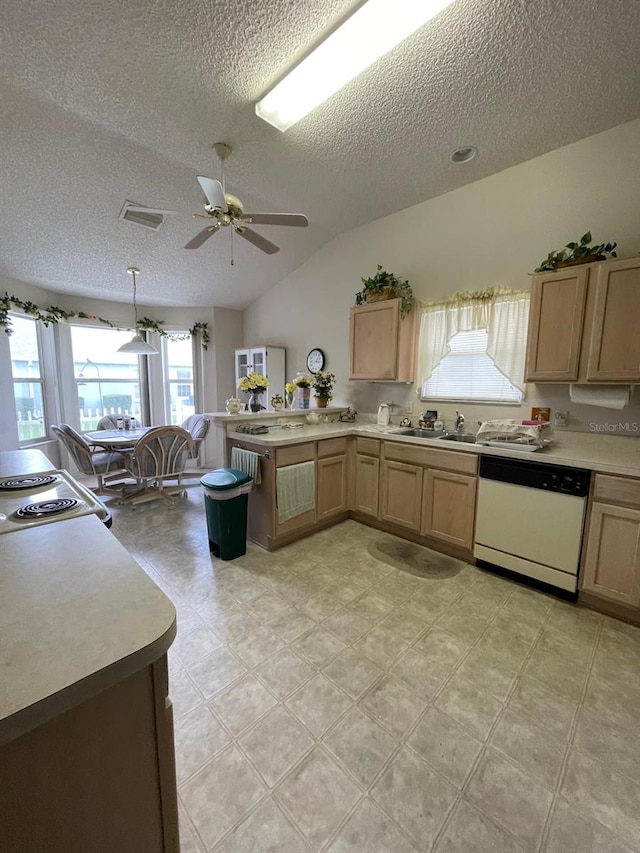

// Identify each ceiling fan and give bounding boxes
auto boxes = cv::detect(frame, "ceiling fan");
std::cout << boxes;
[191,142,310,257]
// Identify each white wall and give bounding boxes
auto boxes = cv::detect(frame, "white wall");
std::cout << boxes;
[244,118,640,434]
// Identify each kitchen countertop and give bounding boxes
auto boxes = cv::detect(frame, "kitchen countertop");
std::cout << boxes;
[227,423,640,477]
[0,448,56,477]
[0,514,176,745]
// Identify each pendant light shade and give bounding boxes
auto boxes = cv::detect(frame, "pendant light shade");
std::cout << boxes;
[117,267,158,355]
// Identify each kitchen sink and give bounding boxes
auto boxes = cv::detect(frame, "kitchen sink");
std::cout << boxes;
[395,428,444,439]
[436,433,477,443]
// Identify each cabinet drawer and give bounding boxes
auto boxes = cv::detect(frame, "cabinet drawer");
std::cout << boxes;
[594,474,640,509]
[355,437,381,457]
[276,442,315,467]
[318,437,347,458]
[383,441,477,475]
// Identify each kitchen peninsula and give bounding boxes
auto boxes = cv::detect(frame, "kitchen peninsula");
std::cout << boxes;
[0,451,179,853]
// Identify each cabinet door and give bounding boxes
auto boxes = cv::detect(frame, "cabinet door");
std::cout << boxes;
[525,268,588,381]
[250,347,267,377]
[350,300,400,380]
[581,502,640,607]
[317,455,347,520]
[586,259,640,381]
[422,469,476,550]
[235,349,251,384]
[379,460,423,531]
[353,454,379,516]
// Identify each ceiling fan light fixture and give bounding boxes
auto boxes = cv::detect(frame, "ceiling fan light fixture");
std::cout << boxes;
[117,267,159,355]
[255,0,456,131]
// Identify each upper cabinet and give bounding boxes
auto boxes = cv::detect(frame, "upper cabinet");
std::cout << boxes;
[349,298,416,382]
[525,257,640,383]
[234,346,285,403]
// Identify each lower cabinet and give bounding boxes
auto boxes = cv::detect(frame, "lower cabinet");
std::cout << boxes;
[353,454,380,516]
[317,455,348,520]
[422,468,477,550]
[580,474,640,618]
[379,459,423,531]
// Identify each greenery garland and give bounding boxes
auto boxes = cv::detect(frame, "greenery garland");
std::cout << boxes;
[0,293,209,350]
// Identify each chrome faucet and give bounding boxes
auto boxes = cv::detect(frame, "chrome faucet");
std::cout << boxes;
[454,410,465,433]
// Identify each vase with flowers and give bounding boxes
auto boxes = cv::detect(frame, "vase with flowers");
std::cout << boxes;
[285,382,297,410]
[293,373,312,409]
[311,371,336,408]
[238,371,270,412]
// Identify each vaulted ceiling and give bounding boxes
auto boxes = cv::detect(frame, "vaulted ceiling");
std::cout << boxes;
[1,0,639,308]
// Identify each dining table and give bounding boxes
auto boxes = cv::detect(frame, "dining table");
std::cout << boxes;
[85,427,153,451]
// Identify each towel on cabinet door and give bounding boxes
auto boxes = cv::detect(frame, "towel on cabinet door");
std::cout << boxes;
[276,461,315,522]
[230,447,262,485]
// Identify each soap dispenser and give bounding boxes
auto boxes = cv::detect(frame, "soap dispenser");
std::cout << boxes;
[377,402,391,427]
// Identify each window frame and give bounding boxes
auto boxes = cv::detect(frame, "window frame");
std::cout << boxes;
[9,313,50,445]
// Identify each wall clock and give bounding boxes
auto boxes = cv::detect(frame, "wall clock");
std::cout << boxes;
[306,348,325,373]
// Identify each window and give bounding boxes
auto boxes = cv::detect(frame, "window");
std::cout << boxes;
[9,315,47,442]
[418,291,530,404]
[70,326,144,431]
[164,336,195,424]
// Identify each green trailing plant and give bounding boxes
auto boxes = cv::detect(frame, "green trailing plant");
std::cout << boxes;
[0,293,209,349]
[534,232,617,272]
[355,264,413,317]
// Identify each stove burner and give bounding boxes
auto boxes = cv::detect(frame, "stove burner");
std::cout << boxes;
[14,498,80,520]
[0,474,58,491]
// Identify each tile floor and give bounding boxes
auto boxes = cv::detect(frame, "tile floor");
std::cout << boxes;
[106,489,640,853]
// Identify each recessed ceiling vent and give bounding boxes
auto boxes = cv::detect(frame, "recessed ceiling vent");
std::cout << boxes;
[119,201,164,230]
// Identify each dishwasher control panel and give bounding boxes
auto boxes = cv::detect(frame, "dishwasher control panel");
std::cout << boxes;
[479,456,591,497]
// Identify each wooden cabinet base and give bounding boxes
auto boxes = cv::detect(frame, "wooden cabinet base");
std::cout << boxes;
[350,510,474,564]
[0,659,179,853]
[578,590,640,628]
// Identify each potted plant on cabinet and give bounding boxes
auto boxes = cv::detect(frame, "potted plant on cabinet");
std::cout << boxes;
[354,264,413,317]
[311,371,336,408]
[534,231,617,272]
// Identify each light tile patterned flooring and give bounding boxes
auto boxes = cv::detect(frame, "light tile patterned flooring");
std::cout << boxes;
[108,490,640,853]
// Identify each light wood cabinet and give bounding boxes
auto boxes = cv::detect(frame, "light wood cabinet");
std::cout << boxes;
[581,473,640,612]
[380,459,423,531]
[1,657,179,853]
[525,257,640,383]
[317,455,348,520]
[422,469,477,550]
[349,298,416,382]
[353,453,379,516]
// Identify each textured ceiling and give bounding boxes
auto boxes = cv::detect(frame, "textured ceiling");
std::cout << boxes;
[1,0,639,308]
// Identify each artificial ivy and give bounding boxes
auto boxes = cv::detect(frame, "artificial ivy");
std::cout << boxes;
[0,293,209,350]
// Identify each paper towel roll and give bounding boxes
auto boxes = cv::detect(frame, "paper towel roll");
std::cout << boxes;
[569,384,630,410]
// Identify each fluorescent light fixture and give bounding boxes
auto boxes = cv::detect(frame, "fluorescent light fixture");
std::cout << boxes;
[255,0,456,131]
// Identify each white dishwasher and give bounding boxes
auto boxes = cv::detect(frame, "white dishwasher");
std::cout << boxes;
[474,456,591,596]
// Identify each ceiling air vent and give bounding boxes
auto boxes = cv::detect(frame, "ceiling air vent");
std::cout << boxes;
[119,201,164,231]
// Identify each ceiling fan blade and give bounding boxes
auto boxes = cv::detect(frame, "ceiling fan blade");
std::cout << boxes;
[184,224,220,250]
[236,226,280,255]
[125,205,183,216]
[242,213,308,227]
[197,176,227,211]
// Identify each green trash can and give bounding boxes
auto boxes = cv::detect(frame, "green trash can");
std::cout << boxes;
[201,468,253,560]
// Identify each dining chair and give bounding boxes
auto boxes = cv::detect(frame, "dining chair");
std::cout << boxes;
[122,426,193,507]
[181,414,210,460]
[97,414,120,430]
[50,424,127,494]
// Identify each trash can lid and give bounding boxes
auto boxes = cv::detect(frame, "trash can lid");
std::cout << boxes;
[200,468,253,490]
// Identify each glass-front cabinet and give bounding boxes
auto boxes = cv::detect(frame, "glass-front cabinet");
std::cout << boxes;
[234,347,285,410]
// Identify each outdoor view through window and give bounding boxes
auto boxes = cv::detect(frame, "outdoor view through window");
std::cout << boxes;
[10,315,47,442]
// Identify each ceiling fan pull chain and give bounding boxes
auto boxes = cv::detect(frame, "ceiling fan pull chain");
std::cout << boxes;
[230,225,235,266]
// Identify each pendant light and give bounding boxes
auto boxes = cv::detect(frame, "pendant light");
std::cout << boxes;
[117,267,158,355]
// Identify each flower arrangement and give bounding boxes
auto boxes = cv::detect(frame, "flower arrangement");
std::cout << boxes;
[238,372,269,394]
[292,373,312,389]
[312,371,336,399]
[285,382,297,395]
